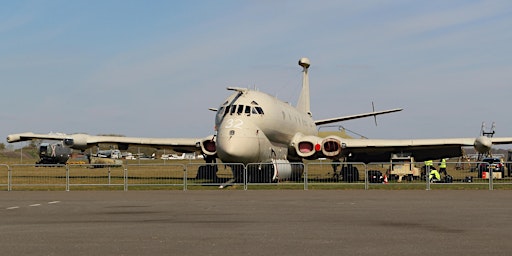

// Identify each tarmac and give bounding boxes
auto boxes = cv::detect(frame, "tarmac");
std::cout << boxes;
[1,190,511,256]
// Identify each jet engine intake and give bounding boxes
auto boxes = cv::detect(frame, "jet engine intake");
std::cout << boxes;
[201,139,217,156]
[294,135,322,159]
[322,137,342,157]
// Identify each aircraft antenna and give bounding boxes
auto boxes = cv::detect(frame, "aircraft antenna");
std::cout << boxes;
[297,57,311,116]
[372,102,377,126]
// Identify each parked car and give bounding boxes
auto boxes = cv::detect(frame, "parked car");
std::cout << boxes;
[478,157,505,178]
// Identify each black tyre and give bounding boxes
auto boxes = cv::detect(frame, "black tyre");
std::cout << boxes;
[367,170,382,183]
[196,165,218,180]
[342,166,359,183]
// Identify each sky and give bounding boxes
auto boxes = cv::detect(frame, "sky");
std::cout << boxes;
[1,0,512,147]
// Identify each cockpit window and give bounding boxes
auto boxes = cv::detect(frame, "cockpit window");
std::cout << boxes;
[255,107,264,115]
[223,106,230,117]
[237,105,244,115]
[221,104,264,117]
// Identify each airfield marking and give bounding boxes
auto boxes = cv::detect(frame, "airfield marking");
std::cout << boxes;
[4,201,61,210]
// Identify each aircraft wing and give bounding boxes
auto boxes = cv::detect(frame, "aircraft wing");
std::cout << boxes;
[6,132,216,155]
[291,134,512,162]
[315,108,403,126]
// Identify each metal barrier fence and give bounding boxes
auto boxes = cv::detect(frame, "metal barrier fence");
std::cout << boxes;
[126,164,186,191]
[68,164,126,191]
[185,163,245,189]
[0,164,9,191]
[2,161,512,191]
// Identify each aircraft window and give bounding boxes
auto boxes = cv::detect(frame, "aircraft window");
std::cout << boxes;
[230,105,237,115]
[223,106,230,117]
[251,101,259,105]
[237,105,244,115]
[252,107,258,114]
[245,106,251,115]
[255,107,264,115]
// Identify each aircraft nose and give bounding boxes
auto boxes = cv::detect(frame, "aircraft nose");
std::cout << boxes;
[216,127,260,163]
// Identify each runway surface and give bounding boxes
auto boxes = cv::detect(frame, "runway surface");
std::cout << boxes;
[1,190,511,256]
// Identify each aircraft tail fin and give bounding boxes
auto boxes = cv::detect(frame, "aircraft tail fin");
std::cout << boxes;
[297,57,311,116]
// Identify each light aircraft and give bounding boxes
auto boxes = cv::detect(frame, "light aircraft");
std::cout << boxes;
[7,58,512,183]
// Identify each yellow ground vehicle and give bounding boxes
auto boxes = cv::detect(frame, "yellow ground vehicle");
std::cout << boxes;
[389,154,421,182]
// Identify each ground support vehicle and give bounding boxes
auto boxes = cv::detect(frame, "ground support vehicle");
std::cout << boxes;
[388,154,421,182]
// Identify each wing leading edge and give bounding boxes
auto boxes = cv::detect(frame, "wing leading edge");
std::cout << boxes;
[6,132,213,153]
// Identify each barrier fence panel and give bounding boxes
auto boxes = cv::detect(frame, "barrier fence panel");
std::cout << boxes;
[365,161,512,190]
[186,163,245,190]
[10,164,67,191]
[3,160,511,191]
[428,161,506,190]
[306,162,366,189]
[492,161,512,189]
[125,164,185,190]
[365,162,426,189]
[245,162,305,189]
[0,164,9,191]
[68,164,125,190]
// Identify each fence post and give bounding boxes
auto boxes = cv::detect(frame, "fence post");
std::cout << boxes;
[8,165,12,191]
[183,165,187,191]
[124,167,128,191]
[304,163,308,191]
[66,165,70,192]
[364,164,368,190]
[246,164,248,190]
[489,167,493,190]
[108,167,111,185]
[426,165,431,191]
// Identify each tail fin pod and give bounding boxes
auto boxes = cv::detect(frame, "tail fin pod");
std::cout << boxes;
[297,57,312,116]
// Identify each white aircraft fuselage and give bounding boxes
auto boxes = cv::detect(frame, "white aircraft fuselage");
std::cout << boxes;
[215,88,317,164]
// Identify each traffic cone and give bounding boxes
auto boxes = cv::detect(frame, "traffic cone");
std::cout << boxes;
[383,174,388,184]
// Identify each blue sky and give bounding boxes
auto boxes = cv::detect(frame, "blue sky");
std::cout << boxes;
[1,0,512,146]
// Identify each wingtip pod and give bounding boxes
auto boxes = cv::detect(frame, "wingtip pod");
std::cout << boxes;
[6,132,34,143]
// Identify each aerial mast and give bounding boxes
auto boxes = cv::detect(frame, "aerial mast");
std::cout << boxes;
[297,57,311,116]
